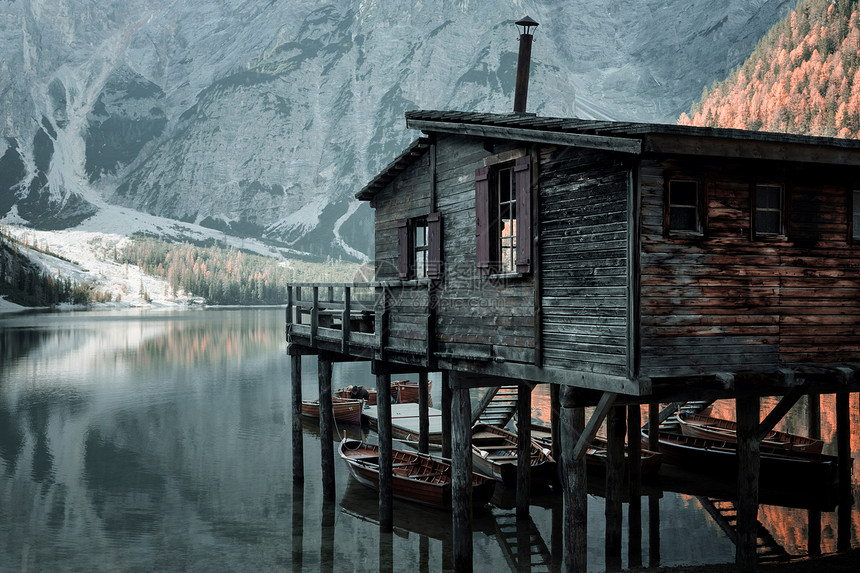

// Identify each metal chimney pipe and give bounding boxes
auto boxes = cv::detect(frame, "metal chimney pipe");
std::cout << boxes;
[513,16,539,114]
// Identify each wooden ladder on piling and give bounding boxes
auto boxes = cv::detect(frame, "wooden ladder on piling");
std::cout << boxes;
[696,497,790,563]
[472,385,520,428]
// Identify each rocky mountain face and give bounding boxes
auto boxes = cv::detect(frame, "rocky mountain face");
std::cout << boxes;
[0,0,795,261]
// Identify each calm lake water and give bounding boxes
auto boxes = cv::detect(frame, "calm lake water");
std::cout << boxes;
[1,307,857,572]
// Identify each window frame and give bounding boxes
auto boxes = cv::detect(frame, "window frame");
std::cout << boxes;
[475,151,532,276]
[665,177,705,237]
[397,213,442,280]
[751,182,788,240]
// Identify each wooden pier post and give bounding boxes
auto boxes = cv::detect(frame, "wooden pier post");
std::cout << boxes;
[736,395,760,572]
[318,354,335,502]
[648,493,661,567]
[419,371,430,454]
[837,391,852,552]
[550,384,561,462]
[561,388,587,573]
[441,371,452,459]
[451,375,474,573]
[808,393,821,557]
[516,382,532,520]
[290,349,304,485]
[627,404,643,568]
[292,485,304,570]
[605,405,625,570]
[377,371,393,532]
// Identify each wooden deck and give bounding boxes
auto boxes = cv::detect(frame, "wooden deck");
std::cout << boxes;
[363,403,443,443]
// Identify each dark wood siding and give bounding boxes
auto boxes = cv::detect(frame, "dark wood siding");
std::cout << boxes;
[434,135,536,363]
[639,158,860,377]
[539,146,630,377]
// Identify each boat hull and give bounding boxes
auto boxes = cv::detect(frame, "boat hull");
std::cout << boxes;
[644,430,839,486]
[471,424,556,487]
[677,412,824,454]
[301,396,364,425]
[339,438,495,509]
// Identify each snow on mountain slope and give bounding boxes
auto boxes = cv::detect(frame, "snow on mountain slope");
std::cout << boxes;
[0,0,795,265]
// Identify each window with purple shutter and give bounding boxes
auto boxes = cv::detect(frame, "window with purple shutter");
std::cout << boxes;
[475,167,491,275]
[514,155,532,273]
[427,212,442,279]
[397,219,410,279]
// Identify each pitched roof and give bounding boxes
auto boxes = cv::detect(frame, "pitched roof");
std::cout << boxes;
[356,109,860,200]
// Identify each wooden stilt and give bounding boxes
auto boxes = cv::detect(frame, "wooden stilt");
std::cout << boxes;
[605,405,625,571]
[290,350,304,485]
[419,371,430,454]
[550,383,561,462]
[441,371,452,460]
[808,393,821,557]
[648,494,661,567]
[292,486,304,570]
[451,376,474,573]
[318,355,335,502]
[736,395,760,572]
[561,387,587,573]
[627,404,643,568]
[648,402,659,452]
[321,499,335,573]
[379,530,394,573]
[837,391,852,552]
[516,382,532,520]
[377,372,393,531]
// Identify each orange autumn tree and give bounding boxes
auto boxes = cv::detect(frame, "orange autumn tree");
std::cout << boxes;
[680,0,860,138]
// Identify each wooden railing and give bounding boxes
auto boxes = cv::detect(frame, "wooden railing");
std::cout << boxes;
[286,280,432,358]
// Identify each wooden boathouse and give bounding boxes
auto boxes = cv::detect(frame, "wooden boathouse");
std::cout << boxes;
[286,19,859,572]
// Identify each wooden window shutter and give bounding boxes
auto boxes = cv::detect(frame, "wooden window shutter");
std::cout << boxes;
[515,155,532,274]
[397,219,410,279]
[427,211,443,279]
[475,167,491,275]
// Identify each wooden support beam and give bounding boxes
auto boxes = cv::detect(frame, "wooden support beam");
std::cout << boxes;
[470,386,499,425]
[837,391,852,552]
[560,387,587,573]
[550,384,561,463]
[310,286,319,347]
[442,371,452,460]
[290,352,304,485]
[377,372,393,531]
[419,371,430,454]
[572,392,617,462]
[647,402,660,452]
[735,395,760,572]
[605,405,625,570]
[808,393,822,558]
[627,405,643,569]
[756,380,810,442]
[451,377,474,572]
[318,354,335,502]
[341,286,350,355]
[648,494,661,567]
[516,383,532,520]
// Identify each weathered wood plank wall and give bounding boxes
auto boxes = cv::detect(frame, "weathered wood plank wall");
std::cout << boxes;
[538,146,630,377]
[639,158,860,377]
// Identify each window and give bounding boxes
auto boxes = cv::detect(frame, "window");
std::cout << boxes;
[414,218,428,279]
[397,213,442,280]
[753,184,784,237]
[668,179,701,233]
[475,155,532,275]
[852,190,860,242]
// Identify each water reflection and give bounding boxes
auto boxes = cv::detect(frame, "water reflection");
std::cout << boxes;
[0,308,857,571]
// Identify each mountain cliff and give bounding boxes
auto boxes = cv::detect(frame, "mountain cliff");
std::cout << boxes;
[680,0,860,138]
[1,0,795,261]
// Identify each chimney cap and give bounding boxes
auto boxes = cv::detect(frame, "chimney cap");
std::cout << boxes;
[515,16,539,35]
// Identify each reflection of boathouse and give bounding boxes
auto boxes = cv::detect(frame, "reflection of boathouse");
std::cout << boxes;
[286,18,859,572]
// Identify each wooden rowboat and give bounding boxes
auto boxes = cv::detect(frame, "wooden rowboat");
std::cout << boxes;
[301,396,365,426]
[643,429,839,486]
[391,379,432,404]
[333,386,378,405]
[471,423,556,487]
[338,438,495,509]
[527,422,662,478]
[676,411,824,454]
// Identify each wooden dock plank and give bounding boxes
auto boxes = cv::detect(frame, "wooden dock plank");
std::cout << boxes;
[364,403,444,442]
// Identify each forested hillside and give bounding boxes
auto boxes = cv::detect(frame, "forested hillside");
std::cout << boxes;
[680,0,860,137]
